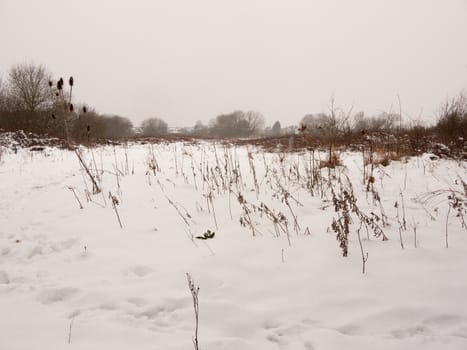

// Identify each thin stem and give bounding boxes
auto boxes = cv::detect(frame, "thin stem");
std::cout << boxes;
[446,206,451,248]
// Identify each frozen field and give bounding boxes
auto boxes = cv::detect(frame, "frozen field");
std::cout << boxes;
[0,141,466,350]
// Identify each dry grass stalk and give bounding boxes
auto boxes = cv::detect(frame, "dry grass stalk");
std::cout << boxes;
[186,273,200,350]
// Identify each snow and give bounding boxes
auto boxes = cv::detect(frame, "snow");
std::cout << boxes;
[0,141,466,349]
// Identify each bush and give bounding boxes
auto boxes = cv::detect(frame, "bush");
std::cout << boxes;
[436,90,467,143]
[140,118,168,136]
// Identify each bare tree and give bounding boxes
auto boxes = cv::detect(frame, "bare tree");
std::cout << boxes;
[436,90,467,143]
[300,113,331,137]
[140,117,168,136]
[271,120,282,135]
[192,120,208,136]
[209,110,265,137]
[70,108,134,141]
[7,63,53,112]
[353,111,398,133]
[103,115,134,138]
[300,98,353,164]
[244,110,265,135]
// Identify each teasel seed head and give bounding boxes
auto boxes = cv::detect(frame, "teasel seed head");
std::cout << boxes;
[69,76,74,87]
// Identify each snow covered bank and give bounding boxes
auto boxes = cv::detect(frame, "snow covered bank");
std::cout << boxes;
[0,143,466,349]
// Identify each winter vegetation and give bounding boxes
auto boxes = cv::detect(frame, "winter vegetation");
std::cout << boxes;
[1,63,466,157]
[0,66,466,349]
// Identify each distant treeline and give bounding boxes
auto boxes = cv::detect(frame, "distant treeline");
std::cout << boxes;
[0,63,466,147]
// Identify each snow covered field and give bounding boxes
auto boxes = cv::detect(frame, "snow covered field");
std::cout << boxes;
[0,141,466,350]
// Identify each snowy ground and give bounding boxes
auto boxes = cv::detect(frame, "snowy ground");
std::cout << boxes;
[0,141,466,350]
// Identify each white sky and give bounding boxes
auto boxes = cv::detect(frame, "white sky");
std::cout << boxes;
[1,0,466,127]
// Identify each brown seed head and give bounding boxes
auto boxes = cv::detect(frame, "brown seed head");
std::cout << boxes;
[69,76,74,87]
[69,103,74,112]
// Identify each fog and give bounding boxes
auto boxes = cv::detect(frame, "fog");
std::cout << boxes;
[1,0,466,127]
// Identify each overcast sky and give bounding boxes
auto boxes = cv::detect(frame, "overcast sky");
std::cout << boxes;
[1,0,466,127]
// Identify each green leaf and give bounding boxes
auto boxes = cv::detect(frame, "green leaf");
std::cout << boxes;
[195,230,216,240]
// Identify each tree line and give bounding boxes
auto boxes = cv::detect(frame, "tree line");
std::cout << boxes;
[0,63,268,140]
[0,63,133,140]
[1,62,465,145]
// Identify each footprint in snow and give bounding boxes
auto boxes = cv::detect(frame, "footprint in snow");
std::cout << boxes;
[127,297,148,307]
[263,319,281,330]
[124,265,153,277]
[391,324,433,339]
[265,323,315,349]
[124,297,189,331]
